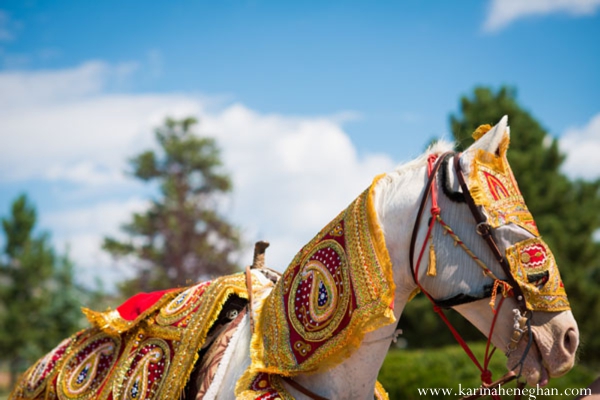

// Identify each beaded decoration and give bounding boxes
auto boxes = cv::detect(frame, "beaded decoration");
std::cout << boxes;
[469,125,570,312]
[243,175,395,379]
[10,273,255,400]
[468,133,539,237]
[505,237,569,311]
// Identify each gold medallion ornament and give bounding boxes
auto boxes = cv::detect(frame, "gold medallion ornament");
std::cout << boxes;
[243,174,395,379]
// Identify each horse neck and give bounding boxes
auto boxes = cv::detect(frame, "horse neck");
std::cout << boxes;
[290,167,427,399]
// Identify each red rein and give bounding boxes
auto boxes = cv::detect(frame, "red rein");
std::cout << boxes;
[413,154,508,400]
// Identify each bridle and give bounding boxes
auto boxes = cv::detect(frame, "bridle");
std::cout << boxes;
[409,152,534,400]
[258,152,537,400]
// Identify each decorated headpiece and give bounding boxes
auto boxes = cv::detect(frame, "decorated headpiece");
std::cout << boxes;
[467,124,569,312]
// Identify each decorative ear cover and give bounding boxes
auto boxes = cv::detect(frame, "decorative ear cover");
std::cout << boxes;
[468,125,570,312]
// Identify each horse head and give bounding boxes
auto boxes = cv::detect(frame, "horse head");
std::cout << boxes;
[379,116,578,387]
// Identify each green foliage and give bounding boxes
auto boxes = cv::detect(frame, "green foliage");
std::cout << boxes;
[103,117,241,296]
[400,86,600,366]
[0,195,85,388]
[379,344,596,400]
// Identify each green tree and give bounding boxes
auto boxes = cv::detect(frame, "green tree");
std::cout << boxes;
[400,87,600,366]
[0,195,84,388]
[103,117,241,296]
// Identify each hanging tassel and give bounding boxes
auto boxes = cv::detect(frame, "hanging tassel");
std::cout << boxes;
[427,238,437,276]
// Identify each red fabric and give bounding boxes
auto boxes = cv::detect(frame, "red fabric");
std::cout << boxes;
[116,289,176,321]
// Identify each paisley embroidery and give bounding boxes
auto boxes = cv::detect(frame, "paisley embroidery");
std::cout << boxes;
[20,337,73,398]
[114,339,170,400]
[247,175,395,377]
[156,280,211,326]
[14,274,255,400]
[289,240,350,341]
[57,332,121,400]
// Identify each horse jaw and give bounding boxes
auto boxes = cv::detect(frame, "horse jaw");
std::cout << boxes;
[454,299,579,386]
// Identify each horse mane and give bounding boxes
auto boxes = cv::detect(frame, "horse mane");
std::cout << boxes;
[392,140,455,175]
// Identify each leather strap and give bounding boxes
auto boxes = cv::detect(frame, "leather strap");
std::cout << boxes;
[452,154,529,313]
[409,152,453,284]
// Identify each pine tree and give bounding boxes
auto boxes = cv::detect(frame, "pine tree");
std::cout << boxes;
[0,195,84,388]
[103,117,241,296]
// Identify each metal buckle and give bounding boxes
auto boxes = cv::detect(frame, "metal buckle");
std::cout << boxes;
[476,222,491,236]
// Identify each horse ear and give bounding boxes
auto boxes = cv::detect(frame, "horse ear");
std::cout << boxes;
[461,115,510,169]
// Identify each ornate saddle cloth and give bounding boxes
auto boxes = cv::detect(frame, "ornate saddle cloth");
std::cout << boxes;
[10,273,252,400]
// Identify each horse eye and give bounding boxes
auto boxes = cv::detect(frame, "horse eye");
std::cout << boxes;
[527,271,549,288]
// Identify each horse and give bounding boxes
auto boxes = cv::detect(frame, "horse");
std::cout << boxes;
[10,116,578,400]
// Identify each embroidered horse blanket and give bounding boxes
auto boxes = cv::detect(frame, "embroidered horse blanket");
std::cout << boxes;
[10,273,251,400]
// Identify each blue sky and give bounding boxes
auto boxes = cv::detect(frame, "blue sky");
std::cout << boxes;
[1,0,599,287]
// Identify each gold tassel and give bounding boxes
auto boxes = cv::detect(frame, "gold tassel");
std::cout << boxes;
[472,124,492,141]
[427,238,437,276]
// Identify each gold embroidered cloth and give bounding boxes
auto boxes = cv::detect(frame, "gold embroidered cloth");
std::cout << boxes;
[246,175,395,377]
[235,371,389,400]
[469,128,569,312]
[10,273,251,400]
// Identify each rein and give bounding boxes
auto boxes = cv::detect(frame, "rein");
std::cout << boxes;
[409,152,533,400]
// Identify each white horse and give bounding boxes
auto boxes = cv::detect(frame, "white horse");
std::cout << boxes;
[11,116,578,400]
[215,116,578,399]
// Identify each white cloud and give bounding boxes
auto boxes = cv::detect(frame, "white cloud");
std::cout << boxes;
[0,63,202,183]
[560,113,600,179]
[484,0,600,32]
[0,62,397,289]
[40,199,149,288]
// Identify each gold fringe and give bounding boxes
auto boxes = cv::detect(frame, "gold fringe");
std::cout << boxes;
[375,380,390,400]
[367,173,397,321]
[407,287,421,302]
[426,239,437,277]
[81,289,180,336]
[472,124,492,141]
[240,173,397,384]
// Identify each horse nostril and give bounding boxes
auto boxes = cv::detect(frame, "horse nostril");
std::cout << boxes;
[563,328,578,356]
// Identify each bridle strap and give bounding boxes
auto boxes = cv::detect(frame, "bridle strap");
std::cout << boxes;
[409,152,453,283]
[452,154,529,314]
[409,152,536,399]
[452,153,536,397]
